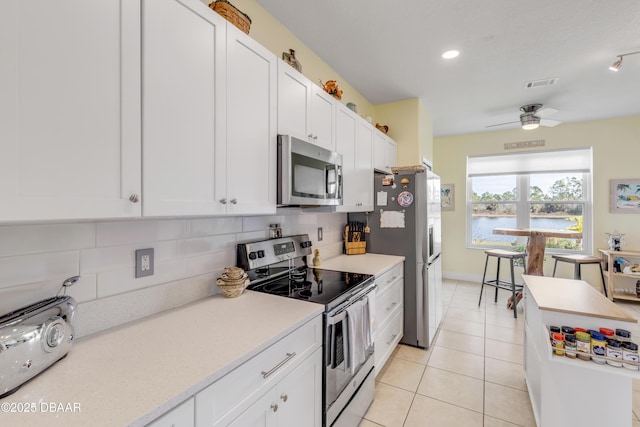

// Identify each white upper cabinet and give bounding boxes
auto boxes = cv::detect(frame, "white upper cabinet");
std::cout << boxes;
[223,25,277,215]
[142,0,227,216]
[335,105,373,212]
[278,62,336,150]
[0,0,141,221]
[373,131,397,174]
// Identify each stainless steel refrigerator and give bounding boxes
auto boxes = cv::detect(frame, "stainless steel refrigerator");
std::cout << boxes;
[356,168,442,348]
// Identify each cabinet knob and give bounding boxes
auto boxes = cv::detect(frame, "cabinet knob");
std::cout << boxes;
[271,403,278,412]
[230,198,238,205]
[281,393,288,402]
[313,135,318,140]
[129,194,140,203]
[308,134,313,139]
[219,198,227,204]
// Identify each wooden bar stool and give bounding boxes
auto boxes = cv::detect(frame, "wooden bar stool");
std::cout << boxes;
[551,254,608,297]
[478,249,527,318]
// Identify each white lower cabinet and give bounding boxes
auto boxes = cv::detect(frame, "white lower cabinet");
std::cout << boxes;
[195,316,322,427]
[147,398,194,427]
[228,348,322,427]
[374,263,404,375]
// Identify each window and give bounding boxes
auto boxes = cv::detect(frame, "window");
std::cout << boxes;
[466,148,592,253]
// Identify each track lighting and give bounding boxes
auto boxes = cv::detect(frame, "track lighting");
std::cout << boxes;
[609,56,623,72]
[609,50,640,72]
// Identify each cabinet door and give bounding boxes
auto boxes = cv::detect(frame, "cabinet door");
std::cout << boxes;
[227,388,276,427]
[142,0,226,216]
[277,62,311,140]
[373,131,389,173]
[275,348,322,427]
[355,120,374,211]
[0,0,141,221]
[148,398,195,427]
[310,86,336,150]
[387,137,398,170]
[225,25,277,215]
[334,105,357,213]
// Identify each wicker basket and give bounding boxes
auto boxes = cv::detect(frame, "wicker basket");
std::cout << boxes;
[209,0,251,34]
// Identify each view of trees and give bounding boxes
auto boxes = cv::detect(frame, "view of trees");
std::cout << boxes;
[472,177,583,216]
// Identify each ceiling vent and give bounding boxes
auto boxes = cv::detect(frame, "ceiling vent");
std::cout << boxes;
[524,78,559,89]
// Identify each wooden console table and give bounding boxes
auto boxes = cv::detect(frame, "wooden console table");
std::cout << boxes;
[493,228,582,276]
[599,249,640,301]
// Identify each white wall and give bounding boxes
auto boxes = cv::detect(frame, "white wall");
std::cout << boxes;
[0,211,346,338]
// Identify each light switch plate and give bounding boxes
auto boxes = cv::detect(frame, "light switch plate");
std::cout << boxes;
[135,248,154,278]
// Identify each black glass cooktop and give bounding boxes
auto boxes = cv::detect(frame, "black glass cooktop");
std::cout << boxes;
[247,268,373,307]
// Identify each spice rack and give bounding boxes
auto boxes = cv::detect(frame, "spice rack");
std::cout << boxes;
[599,249,640,302]
[545,325,640,373]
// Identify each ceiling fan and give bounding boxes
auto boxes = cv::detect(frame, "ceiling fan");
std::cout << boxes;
[486,104,561,130]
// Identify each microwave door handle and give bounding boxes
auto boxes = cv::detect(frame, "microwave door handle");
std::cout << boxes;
[326,165,337,197]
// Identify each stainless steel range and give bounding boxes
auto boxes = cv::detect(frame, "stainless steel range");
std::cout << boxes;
[237,234,376,427]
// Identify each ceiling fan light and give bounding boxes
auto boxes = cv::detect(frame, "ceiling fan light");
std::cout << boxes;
[609,57,623,71]
[521,114,540,130]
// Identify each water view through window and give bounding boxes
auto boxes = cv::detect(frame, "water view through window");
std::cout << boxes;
[470,173,584,250]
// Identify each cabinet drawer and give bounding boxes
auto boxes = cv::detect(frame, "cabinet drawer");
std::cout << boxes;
[376,279,403,329]
[375,308,403,376]
[147,397,194,427]
[195,316,322,426]
[375,263,403,292]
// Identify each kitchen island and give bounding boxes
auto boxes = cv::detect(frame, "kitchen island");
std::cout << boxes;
[1,291,323,426]
[523,275,637,427]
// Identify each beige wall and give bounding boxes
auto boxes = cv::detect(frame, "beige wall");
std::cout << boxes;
[434,115,640,287]
[373,98,434,166]
[217,0,375,118]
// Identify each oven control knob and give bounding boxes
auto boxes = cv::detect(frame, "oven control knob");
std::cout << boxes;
[300,241,312,248]
[249,252,257,260]
[257,250,265,258]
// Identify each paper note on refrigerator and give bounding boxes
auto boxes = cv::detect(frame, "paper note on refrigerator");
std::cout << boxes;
[380,210,405,228]
[376,191,387,206]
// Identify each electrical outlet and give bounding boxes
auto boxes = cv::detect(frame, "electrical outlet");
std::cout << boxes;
[318,227,323,241]
[135,248,154,278]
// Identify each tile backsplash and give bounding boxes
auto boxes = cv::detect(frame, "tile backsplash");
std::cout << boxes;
[0,210,347,338]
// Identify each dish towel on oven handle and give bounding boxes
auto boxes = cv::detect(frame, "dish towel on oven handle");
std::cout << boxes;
[346,295,374,375]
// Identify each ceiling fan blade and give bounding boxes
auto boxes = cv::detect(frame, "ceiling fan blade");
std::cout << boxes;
[485,120,520,128]
[536,107,558,118]
[540,119,561,127]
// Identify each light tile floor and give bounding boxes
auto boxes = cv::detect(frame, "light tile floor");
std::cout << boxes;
[360,278,640,427]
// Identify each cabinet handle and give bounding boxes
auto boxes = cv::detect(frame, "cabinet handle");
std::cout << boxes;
[230,198,237,205]
[281,394,288,402]
[313,135,318,140]
[129,194,140,203]
[261,352,296,379]
[271,403,278,412]
[308,134,313,139]
[219,198,227,204]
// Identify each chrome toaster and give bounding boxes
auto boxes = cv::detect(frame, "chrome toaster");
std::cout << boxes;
[0,295,76,397]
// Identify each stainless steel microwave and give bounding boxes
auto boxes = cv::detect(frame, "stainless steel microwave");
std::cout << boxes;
[277,135,343,206]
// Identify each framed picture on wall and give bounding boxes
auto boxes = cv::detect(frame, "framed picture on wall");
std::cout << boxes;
[610,179,640,213]
[441,184,455,211]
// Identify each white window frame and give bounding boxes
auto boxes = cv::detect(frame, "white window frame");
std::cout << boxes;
[466,149,593,254]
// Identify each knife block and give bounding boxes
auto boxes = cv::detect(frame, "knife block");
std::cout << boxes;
[344,224,367,255]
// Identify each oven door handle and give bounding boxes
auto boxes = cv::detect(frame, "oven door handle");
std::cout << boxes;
[326,282,377,320]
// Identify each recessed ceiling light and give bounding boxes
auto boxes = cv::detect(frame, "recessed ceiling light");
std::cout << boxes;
[442,50,459,59]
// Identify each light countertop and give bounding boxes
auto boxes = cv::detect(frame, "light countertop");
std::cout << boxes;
[2,291,323,426]
[316,253,405,276]
[523,275,636,323]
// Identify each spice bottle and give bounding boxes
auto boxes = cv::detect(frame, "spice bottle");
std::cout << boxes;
[600,328,615,341]
[549,326,561,344]
[565,334,577,359]
[606,339,623,367]
[576,331,591,361]
[615,329,631,343]
[552,333,565,356]
[591,332,607,364]
[623,342,639,370]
